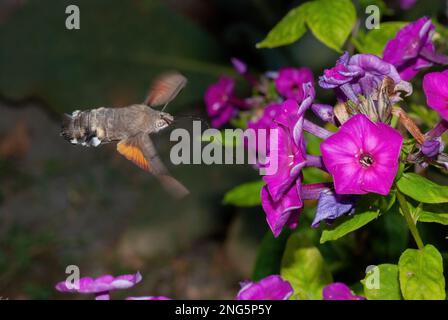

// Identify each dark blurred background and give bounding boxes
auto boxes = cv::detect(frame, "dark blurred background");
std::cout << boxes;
[0,0,447,299]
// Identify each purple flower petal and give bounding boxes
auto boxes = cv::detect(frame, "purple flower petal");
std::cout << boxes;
[423,70,448,120]
[204,76,237,127]
[263,122,305,201]
[231,57,247,75]
[275,67,314,102]
[311,190,357,228]
[421,138,443,158]
[126,296,171,300]
[319,52,407,104]
[349,54,401,96]
[323,283,365,300]
[236,275,293,300]
[311,103,335,124]
[210,105,236,128]
[383,17,447,80]
[399,0,417,10]
[261,181,303,237]
[55,272,142,295]
[321,114,403,196]
[259,98,311,237]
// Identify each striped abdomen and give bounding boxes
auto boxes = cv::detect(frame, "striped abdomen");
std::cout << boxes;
[61,108,112,147]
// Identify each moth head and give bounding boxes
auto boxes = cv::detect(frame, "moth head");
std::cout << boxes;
[154,112,174,132]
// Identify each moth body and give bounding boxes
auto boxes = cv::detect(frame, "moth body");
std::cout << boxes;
[60,71,188,198]
[61,105,173,147]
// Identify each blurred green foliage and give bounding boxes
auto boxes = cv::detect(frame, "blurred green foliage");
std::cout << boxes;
[0,0,231,114]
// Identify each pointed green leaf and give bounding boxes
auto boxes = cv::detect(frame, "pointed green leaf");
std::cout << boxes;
[223,181,264,207]
[418,204,448,225]
[398,245,446,300]
[418,212,448,225]
[361,264,402,300]
[406,203,448,225]
[353,22,406,55]
[281,233,332,300]
[320,211,379,243]
[397,173,448,203]
[256,4,309,48]
[306,0,356,52]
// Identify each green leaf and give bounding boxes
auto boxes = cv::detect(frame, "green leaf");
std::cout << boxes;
[416,204,448,225]
[397,173,448,203]
[256,4,308,48]
[398,245,446,300]
[361,264,402,300]
[252,230,291,281]
[320,210,379,243]
[370,204,409,259]
[359,0,393,16]
[408,104,440,128]
[223,181,264,207]
[418,212,448,225]
[306,0,356,52]
[281,233,332,300]
[353,22,405,55]
[364,191,396,213]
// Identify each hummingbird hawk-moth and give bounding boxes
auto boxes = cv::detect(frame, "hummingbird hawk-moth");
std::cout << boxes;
[61,72,189,198]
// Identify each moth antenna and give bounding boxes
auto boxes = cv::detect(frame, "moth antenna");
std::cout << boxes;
[161,102,169,112]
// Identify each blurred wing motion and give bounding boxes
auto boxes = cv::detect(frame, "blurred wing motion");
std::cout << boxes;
[144,72,187,107]
[117,133,189,199]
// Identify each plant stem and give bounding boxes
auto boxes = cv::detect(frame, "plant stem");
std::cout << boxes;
[392,107,425,144]
[396,190,424,250]
[427,119,448,140]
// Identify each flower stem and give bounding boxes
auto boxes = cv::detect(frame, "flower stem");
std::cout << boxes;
[427,119,448,140]
[396,190,424,250]
[392,107,425,144]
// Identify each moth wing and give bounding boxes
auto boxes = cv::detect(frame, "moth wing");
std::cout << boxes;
[117,133,189,198]
[144,72,187,107]
[116,134,152,172]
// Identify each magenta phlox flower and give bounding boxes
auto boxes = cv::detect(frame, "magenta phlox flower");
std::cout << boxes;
[56,272,142,300]
[319,52,407,103]
[321,114,403,196]
[323,283,365,300]
[204,76,237,127]
[383,17,448,81]
[236,275,293,300]
[261,84,315,237]
[423,70,448,121]
[275,67,314,102]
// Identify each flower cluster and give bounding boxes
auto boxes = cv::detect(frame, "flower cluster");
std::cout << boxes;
[55,271,364,301]
[204,16,448,239]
